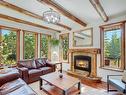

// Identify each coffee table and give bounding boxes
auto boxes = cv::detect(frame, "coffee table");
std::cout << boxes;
[40,72,81,95]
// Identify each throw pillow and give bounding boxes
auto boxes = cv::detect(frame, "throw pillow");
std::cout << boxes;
[19,60,37,69]
[35,58,45,68]
[42,58,47,66]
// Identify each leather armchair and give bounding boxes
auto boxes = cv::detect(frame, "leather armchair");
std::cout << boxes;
[107,74,126,93]
[0,69,19,86]
[0,68,37,95]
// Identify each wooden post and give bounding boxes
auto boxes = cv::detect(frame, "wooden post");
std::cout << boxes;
[48,35,51,60]
[0,29,2,66]
[16,30,20,62]
[35,33,38,59]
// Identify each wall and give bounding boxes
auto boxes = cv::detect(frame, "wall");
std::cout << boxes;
[51,33,60,62]
[0,18,56,35]
[91,15,126,82]
[0,6,125,81]
[61,15,126,82]
[74,35,91,46]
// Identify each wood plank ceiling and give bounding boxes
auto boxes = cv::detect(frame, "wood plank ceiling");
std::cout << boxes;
[89,0,108,22]
[0,0,110,33]
[37,0,87,27]
[0,0,71,32]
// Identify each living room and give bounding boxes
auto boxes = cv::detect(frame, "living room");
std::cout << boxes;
[0,0,126,95]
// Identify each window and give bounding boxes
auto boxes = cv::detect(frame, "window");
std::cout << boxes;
[24,32,35,59]
[40,34,51,59]
[59,33,69,62]
[100,22,125,70]
[0,29,17,66]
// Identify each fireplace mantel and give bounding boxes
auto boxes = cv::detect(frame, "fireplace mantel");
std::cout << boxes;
[68,48,101,54]
[67,48,101,78]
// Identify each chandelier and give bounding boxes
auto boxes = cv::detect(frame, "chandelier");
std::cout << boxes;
[43,9,60,24]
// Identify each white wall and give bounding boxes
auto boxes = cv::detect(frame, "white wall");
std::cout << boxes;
[61,15,126,82]
[0,5,125,81]
[0,18,56,35]
[91,15,126,82]
[51,33,60,62]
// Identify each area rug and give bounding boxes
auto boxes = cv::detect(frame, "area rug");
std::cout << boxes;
[29,81,123,95]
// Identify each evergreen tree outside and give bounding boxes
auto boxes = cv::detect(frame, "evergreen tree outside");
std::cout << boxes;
[40,35,50,58]
[1,30,17,65]
[60,34,69,61]
[24,32,35,59]
[104,29,121,68]
[104,32,110,58]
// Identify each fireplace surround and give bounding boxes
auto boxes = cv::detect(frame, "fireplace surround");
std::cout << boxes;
[74,55,91,73]
[67,48,101,79]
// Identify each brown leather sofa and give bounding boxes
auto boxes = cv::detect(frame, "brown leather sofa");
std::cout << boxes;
[18,58,55,83]
[0,68,37,95]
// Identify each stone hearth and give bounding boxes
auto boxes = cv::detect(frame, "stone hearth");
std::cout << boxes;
[67,48,101,81]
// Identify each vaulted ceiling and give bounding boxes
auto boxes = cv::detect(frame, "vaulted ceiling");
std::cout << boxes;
[0,0,126,33]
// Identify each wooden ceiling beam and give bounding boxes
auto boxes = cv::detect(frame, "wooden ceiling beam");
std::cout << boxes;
[37,0,87,27]
[89,0,108,22]
[0,0,71,31]
[0,14,61,32]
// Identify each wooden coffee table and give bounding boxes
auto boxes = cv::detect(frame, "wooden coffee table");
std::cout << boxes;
[40,72,81,95]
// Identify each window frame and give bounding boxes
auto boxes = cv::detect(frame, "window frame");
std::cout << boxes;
[59,33,69,62]
[100,21,125,71]
[0,27,19,65]
[40,33,51,60]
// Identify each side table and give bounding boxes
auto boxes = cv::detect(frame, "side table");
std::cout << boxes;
[51,62,62,73]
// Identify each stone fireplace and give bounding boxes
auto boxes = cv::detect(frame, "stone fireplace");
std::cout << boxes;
[67,48,101,79]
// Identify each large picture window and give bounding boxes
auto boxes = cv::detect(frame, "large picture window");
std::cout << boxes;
[40,34,51,59]
[100,22,125,70]
[60,33,69,62]
[24,32,35,59]
[0,29,17,66]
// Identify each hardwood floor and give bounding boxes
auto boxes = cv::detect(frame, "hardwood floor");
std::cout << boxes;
[29,75,123,95]
[81,79,123,95]
[81,78,108,89]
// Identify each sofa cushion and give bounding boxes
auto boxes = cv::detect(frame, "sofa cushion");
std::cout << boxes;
[0,78,25,95]
[28,69,42,78]
[35,58,47,68]
[19,59,37,69]
[28,69,42,75]
[39,67,53,75]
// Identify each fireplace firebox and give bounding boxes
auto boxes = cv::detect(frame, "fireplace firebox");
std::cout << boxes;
[74,55,91,73]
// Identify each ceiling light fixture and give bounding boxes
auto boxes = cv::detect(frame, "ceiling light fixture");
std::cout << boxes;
[43,9,60,24]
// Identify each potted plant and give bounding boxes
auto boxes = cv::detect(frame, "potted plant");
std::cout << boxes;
[50,38,60,47]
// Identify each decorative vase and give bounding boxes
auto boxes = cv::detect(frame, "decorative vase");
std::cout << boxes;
[59,73,63,78]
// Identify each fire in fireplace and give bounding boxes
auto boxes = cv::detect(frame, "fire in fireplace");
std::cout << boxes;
[74,55,91,73]
[76,60,89,68]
